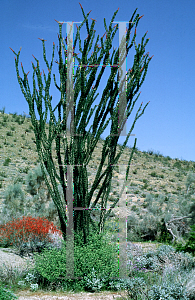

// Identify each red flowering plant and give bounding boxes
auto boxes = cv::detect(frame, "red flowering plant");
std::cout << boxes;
[0,216,63,256]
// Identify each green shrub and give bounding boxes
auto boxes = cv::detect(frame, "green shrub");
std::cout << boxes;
[141,183,148,189]
[2,116,8,122]
[0,228,12,247]
[1,165,61,230]
[118,277,147,299]
[156,230,172,244]
[6,131,13,137]
[25,128,31,132]
[154,151,162,157]
[148,282,188,299]
[11,112,18,119]
[0,285,18,300]
[175,224,195,257]
[0,107,5,114]
[173,161,182,169]
[165,156,171,161]
[24,164,61,226]
[186,172,195,196]
[143,179,148,184]
[0,183,33,228]
[131,205,138,212]
[127,213,159,242]
[147,149,154,155]
[150,172,157,177]
[142,202,148,208]
[0,171,6,178]
[125,244,195,299]
[169,178,175,182]
[32,226,121,293]
[3,157,11,166]
[14,115,25,125]
[145,193,153,205]
[22,166,29,173]
[21,156,27,161]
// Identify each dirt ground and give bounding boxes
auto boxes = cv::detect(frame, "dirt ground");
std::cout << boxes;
[14,289,129,300]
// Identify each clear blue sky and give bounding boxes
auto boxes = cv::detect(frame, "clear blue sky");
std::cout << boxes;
[1,0,195,162]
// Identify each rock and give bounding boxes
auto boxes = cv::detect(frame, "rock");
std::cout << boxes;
[0,248,36,277]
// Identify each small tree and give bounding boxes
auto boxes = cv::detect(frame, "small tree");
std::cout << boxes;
[10,3,153,245]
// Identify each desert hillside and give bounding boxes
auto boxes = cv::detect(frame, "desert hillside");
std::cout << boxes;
[0,109,195,243]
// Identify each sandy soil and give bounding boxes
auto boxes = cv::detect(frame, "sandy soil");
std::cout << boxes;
[14,289,128,300]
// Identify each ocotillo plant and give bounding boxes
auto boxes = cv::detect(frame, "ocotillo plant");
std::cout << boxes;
[10,3,153,245]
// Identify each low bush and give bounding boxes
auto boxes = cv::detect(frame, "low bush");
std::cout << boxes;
[3,157,11,166]
[0,285,18,300]
[0,216,62,256]
[175,224,195,257]
[32,225,122,293]
[148,282,188,299]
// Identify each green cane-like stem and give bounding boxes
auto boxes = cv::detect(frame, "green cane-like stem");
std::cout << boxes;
[10,4,153,245]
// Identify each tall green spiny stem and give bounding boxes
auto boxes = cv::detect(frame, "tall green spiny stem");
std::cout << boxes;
[10,3,153,245]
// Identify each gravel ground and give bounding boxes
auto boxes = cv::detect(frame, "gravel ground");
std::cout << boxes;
[14,290,128,300]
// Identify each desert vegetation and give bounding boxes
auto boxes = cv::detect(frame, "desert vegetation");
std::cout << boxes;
[2,3,195,298]
[0,109,195,299]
